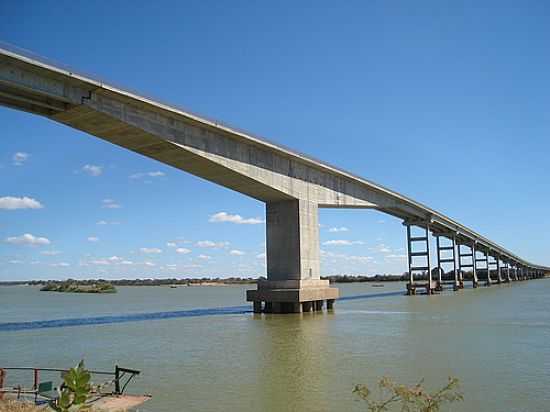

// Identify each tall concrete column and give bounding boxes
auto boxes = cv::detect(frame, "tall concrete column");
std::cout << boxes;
[247,199,339,313]
[265,199,320,281]
[472,243,479,288]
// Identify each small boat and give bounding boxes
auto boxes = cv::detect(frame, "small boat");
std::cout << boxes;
[0,365,151,411]
[371,284,385,287]
[169,285,178,288]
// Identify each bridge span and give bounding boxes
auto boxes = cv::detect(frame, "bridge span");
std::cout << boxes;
[1,43,548,313]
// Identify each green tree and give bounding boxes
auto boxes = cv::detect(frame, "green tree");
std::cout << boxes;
[353,377,463,412]
[50,361,91,412]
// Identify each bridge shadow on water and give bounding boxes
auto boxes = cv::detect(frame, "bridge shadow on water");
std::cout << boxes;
[0,291,405,332]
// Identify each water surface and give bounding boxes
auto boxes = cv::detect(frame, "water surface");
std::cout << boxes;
[1,281,549,411]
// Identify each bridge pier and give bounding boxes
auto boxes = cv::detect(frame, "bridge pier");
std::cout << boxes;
[471,243,479,288]
[247,199,339,314]
[406,224,436,295]
[458,242,478,288]
[495,256,503,284]
[435,234,460,291]
[480,250,491,287]
[504,261,511,283]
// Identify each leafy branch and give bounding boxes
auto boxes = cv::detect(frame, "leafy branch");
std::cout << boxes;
[353,376,463,412]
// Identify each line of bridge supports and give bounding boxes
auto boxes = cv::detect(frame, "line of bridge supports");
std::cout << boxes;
[405,222,546,295]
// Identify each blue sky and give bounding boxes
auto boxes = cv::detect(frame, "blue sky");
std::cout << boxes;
[1,1,549,280]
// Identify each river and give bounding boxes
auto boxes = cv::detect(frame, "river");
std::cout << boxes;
[1,280,550,411]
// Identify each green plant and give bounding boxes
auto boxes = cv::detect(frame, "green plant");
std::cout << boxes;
[50,361,91,412]
[353,376,463,412]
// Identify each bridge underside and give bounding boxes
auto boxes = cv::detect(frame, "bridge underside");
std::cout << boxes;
[0,45,548,313]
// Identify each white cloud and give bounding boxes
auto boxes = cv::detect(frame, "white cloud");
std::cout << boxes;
[8,259,23,264]
[322,240,364,246]
[346,255,374,263]
[372,244,392,253]
[102,199,121,209]
[82,164,103,176]
[176,247,191,254]
[129,171,165,179]
[0,196,43,210]
[96,220,120,225]
[87,257,133,266]
[90,259,109,265]
[256,253,266,259]
[50,262,70,267]
[229,249,245,256]
[328,227,349,233]
[166,242,177,248]
[144,261,156,267]
[5,233,50,246]
[88,256,125,266]
[87,236,99,242]
[196,240,229,248]
[385,254,407,259]
[40,250,61,256]
[209,212,263,225]
[320,249,374,263]
[13,152,29,166]
[140,247,162,254]
[198,254,211,260]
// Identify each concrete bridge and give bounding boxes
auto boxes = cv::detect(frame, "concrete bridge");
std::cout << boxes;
[1,43,548,313]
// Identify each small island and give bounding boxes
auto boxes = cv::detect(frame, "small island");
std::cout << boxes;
[40,280,117,294]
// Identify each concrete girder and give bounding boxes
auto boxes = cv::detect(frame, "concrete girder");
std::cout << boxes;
[75,90,423,212]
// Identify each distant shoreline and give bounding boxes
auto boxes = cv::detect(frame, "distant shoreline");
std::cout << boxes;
[4,273,547,288]
[0,275,408,287]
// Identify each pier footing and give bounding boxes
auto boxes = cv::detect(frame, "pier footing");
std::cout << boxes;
[247,279,339,314]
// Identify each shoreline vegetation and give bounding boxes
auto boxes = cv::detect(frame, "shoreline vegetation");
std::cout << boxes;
[1,274,408,288]
[39,280,117,293]
[3,272,546,288]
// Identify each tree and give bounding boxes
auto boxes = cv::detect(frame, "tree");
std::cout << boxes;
[353,376,463,412]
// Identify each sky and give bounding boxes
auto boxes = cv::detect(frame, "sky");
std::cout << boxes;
[1,1,549,280]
